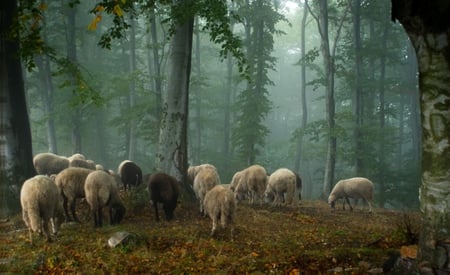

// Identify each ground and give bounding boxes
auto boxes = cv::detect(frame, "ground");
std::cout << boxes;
[0,191,419,274]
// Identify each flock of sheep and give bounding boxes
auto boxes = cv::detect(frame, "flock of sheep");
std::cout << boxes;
[20,152,374,244]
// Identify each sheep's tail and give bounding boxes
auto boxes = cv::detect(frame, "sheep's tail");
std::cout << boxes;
[26,200,42,234]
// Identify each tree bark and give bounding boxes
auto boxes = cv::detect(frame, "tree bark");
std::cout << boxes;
[156,15,195,200]
[352,0,363,175]
[316,0,336,199]
[64,2,81,153]
[392,0,450,271]
[0,0,35,217]
[294,1,308,174]
[35,54,58,153]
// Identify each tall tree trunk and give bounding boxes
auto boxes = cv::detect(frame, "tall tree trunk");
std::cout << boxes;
[377,13,389,208]
[35,54,58,153]
[294,2,308,173]
[64,2,81,153]
[149,11,163,135]
[352,0,363,175]
[0,0,35,217]
[128,15,137,161]
[156,14,195,200]
[392,1,450,271]
[192,16,202,164]
[316,0,336,198]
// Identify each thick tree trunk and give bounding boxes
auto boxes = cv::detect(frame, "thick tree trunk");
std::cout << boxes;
[392,0,450,271]
[0,0,35,217]
[156,16,195,200]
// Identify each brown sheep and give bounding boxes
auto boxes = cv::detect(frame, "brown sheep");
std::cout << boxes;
[84,170,126,227]
[118,160,143,191]
[147,172,180,221]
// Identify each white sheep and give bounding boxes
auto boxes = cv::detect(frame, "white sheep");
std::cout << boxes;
[232,165,268,204]
[188,164,221,215]
[265,168,299,207]
[54,167,94,222]
[187,163,218,184]
[328,177,374,213]
[33,152,70,175]
[69,158,96,170]
[20,175,65,243]
[203,185,236,240]
[84,170,126,227]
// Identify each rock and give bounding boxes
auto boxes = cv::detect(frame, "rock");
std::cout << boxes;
[108,231,141,249]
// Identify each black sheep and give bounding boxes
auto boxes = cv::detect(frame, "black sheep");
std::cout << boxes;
[147,172,180,221]
[118,160,143,191]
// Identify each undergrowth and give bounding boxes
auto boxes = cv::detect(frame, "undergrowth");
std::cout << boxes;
[0,195,418,274]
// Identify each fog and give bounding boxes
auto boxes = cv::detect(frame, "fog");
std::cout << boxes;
[24,0,420,208]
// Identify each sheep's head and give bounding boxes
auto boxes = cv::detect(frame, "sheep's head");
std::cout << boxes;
[328,194,337,209]
[111,203,126,225]
[52,201,66,234]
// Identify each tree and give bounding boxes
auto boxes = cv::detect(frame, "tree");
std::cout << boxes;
[294,1,309,175]
[307,0,349,198]
[391,0,450,271]
[0,0,35,217]
[156,2,193,191]
[233,0,284,165]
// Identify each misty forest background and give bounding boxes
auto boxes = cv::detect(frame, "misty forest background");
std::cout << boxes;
[25,0,420,208]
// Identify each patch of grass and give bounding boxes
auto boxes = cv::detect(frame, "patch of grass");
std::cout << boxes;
[0,200,416,273]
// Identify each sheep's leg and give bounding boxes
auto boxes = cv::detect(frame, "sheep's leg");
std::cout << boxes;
[344,197,353,211]
[97,208,103,227]
[70,200,80,223]
[364,197,373,213]
[154,203,160,221]
[109,207,113,225]
[62,197,71,221]
[211,217,218,237]
[42,219,52,242]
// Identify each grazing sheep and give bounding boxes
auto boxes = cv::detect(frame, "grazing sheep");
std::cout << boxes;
[84,170,126,227]
[67,153,85,161]
[265,168,299,207]
[118,160,143,191]
[54,167,94,222]
[233,165,268,204]
[229,171,244,191]
[20,175,65,243]
[187,164,218,184]
[147,172,180,221]
[203,185,236,240]
[33,153,70,175]
[188,164,221,215]
[328,177,374,213]
[69,158,96,170]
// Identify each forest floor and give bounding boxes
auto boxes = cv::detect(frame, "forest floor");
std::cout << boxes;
[0,190,420,274]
